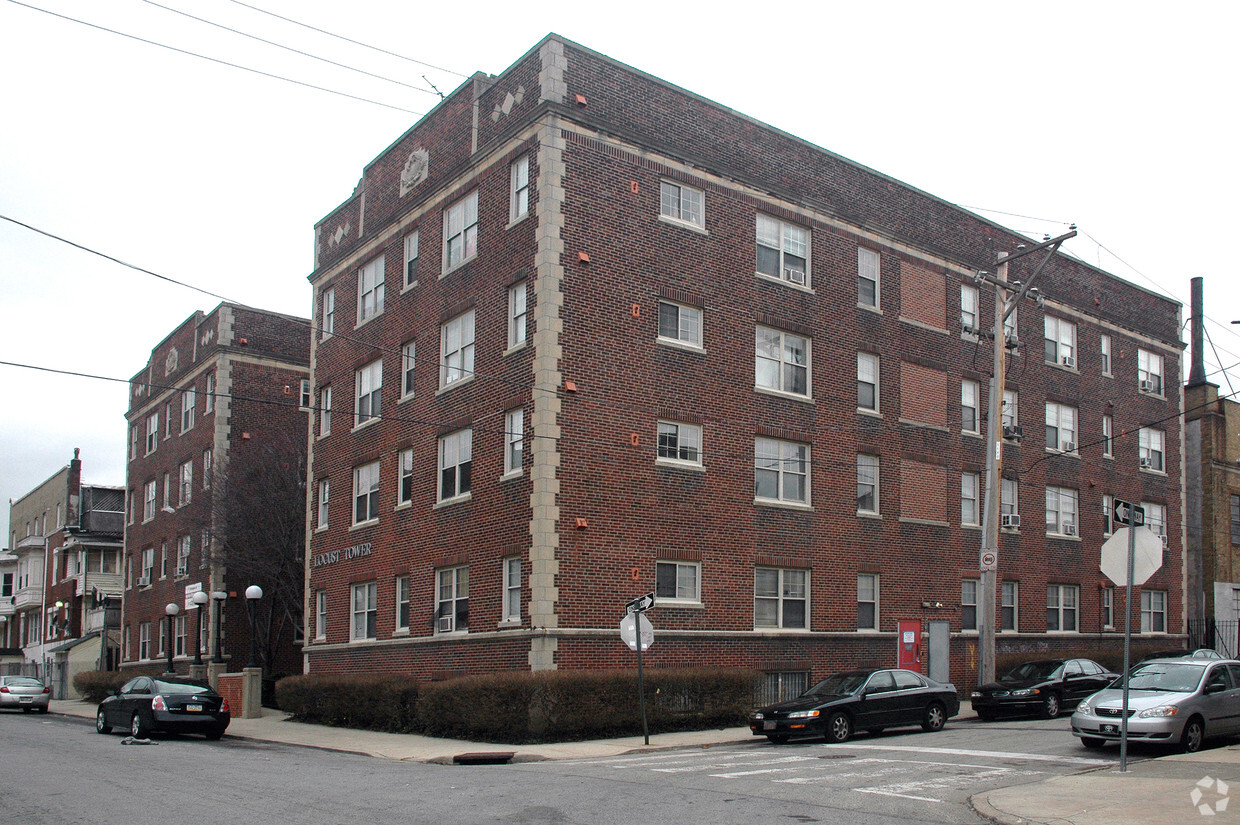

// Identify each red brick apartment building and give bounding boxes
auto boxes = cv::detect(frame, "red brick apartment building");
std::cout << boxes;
[123,304,309,682]
[304,34,1183,693]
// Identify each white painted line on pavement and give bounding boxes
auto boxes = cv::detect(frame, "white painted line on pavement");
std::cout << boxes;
[836,743,1109,765]
[856,788,943,803]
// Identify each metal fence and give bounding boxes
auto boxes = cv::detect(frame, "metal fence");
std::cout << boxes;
[755,671,809,706]
[1188,619,1239,659]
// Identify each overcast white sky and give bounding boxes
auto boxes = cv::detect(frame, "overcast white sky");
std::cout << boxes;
[2,0,1237,544]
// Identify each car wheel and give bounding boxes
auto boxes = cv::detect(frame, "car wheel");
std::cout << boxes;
[96,709,112,734]
[922,701,947,732]
[130,711,150,738]
[1079,737,1105,749]
[1181,717,1205,754]
[38,705,49,714]
[1040,692,1061,719]
[825,711,852,744]
[766,734,789,745]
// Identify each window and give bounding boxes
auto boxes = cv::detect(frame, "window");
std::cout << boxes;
[1103,494,1114,535]
[1001,581,1018,631]
[357,255,385,323]
[350,582,377,641]
[159,545,168,579]
[1004,307,1018,347]
[436,566,469,633]
[1002,389,1018,429]
[139,623,151,660]
[754,437,809,505]
[503,557,522,622]
[176,535,190,577]
[961,472,980,526]
[657,301,702,348]
[203,448,212,489]
[1102,415,1113,458]
[657,421,702,466]
[755,326,809,397]
[141,547,154,583]
[857,574,878,631]
[204,372,215,413]
[656,561,700,603]
[1046,486,1079,536]
[508,281,528,349]
[1100,334,1112,375]
[395,575,411,632]
[355,360,382,427]
[1044,316,1077,367]
[146,413,159,454]
[1142,501,1167,539]
[320,386,332,436]
[756,214,809,286]
[858,248,880,308]
[1001,477,1019,521]
[166,404,173,437]
[754,567,807,629]
[856,454,879,514]
[510,154,530,222]
[1139,427,1165,472]
[181,389,196,432]
[660,180,704,227]
[321,287,335,338]
[961,580,978,631]
[1045,403,1078,453]
[404,231,419,288]
[1138,349,1164,395]
[504,408,524,476]
[163,472,171,509]
[961,380,979,433]
[1141,590,1167,633]
[438,428,473,502]
[315,590,327,640]
[440,310,476,388]
[960,283,979,333]
[317,478,329,530]
[299,379,311,411]
[1232,495,1240,545]
[1102,586,1114,629]
[443,190,479,271]
[858,352,879,411]
[143,480,156,522]
[1047,585,1079,632]
[401,342,417,399]
[352,460,380,525]
[397,449,414,505]
[179,460,193,506]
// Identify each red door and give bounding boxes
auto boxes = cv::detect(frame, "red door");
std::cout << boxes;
[897,619,922,672]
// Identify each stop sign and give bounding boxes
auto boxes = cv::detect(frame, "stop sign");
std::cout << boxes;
[1100,527,1163,586]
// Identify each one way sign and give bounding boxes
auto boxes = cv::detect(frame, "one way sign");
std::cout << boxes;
[1113,499,1145,528]
[626,593,655,614]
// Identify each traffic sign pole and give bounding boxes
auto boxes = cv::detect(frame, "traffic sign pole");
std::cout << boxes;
[1120,511,1136,772]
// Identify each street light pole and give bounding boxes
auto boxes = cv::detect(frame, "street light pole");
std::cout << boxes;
[164,602,180,675]
[192,590,209,666]
[245,585,263,670]
[211,590,227,664]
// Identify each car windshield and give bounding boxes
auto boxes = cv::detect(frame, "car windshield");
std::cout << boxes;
[1127,663,1205,692]
[805,673,869,696]
[153,679,214,694]
[1004,661,1063,681]
[3,677,43,687]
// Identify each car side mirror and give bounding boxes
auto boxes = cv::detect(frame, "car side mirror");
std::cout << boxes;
[1205,682,1227,695]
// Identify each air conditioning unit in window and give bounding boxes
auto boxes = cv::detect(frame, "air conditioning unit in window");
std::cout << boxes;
[1160,533,1169,548]
[1003,425,1023,441]
[1061,441,1077,453]
[1001,514,1020,529]
[436,616,454,633]
[1139,379,1154,393]
[1060,355,1076,369]
[1004,331,1021,350]
[785,268,806,285]
[136,575,151,587]
[1063,524,1078,537]
[1139,457,1152,469]
[962,323,977,336]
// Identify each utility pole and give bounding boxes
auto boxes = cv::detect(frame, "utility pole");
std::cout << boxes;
[976,230,1076,686]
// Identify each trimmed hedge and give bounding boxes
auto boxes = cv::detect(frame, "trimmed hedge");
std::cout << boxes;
[276,667,760,743]
[72,669,153,703]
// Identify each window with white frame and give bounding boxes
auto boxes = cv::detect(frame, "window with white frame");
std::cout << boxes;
[352,460,380,525]
[858,248,880,308]
[438,428,472,502]
[1141,590,1166,633]
[202,448,212,490]
[960,283,979,333]
[858,352,879,411]
[350,581,377,641]
[1001,581,1019,631]
[401,342,416,399]
[961,580,978,631]
[317,478,329,530]
[1004,306,1018,346]
[443,190,479,271]
[754,437,809,505]
[181,389,196,432]
[656,560,700,603]
[320,386,332,436]
[1102,586,1114,629]
[1102,414,1113,458]
[1045,402,1078,452]
[755,214,809,286]
[857,454,879,514]
[1139,427,1165,472]
[404,230,419,288]
[440,310,476,388]
[660,180,704,227]
[962,472,980,526]
[174,615,187,657]
[165,404,173,437]
[857,573,878,631]
[355,360,382,427]
[1138,348,1164,395]
[436,566,469,633]
[395,575,411,632]
[139,623,151,659]
[357,255,385,323]
[163,472,171,509]
[204,372,215,414]
[146,412,159,454]
[1103,494,1114,535]
[1002,389,1018,429]
[1001,477,1019,521]
[961,379,979,433]
[1044,316,1077,367]
[657,300,702,348]
[504,409,523,476]
[503,556,521,622]
[1047,584,1078,632]
[315,590,326,640]
[179,460,193,506]
[657,421,702,466]
[754,567,807,629]
[300,379,311,411]
[321,287,335,338]
[1142,501,1167,539]
[1100,334,1112,375]
[1046,486,1079,536]
[508,281,528,349]
[398,449,414,506]
[138,479,156,523]
[130,426,139,461]
[141,547,154,583]
[755,326,809,397]
[510,154,530,222]
[176,535,190,577]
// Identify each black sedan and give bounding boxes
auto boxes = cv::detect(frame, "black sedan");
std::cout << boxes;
[96,676,230,739]
[750,668,960,744]
[971,658,1116,720]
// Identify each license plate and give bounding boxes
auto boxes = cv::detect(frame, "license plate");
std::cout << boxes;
[1101,724,1118,734]
[763,721,776,731]
[19,697,32,703]
[185,704,203,712]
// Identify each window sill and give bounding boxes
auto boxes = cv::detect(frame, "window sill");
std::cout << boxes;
[657,600,704,609]
[656,337,705,354]
[497,619,522,628]
[857,511,882,520]
[436,375,476,396]
[318,432,331,440]
[501,470,523,481]
[506,211,530,230]
[1046,448,1080,458]
[655,458,705,473]
[435,492,472,509]
[1139,467,1167,477]
[898,316,949,335]
[393,628,411,637]
[315,525,329,533]
[857,303,882,315]
[754,497,813,511]
[755,271,814,294]
[401,279,418,294]
[1138,391,1166,401]
[857,408,883,419]
[348,637,379,645]
[962,430,983,439]
[1047,532,1081,541]
[354,310,384,331]
[754,385,814,404]
[349,519,379,532]
[1045,360,1079,375]
[962,523,982,531]
[398,393,415,405]
[351,418,381,434]
[440,255,477,279]
[395,501,412,511]
[504,340,529,357]
[657,214,708,235]
[855,628,880,634]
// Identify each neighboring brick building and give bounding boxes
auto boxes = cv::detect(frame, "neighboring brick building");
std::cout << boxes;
[122,303,309,684]
[303,34,1184,693]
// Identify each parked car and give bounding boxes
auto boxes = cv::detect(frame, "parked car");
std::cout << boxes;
[1140,648,1223,662]
[972,658,1117,720]
[0,676,51,713]
[750,668,960,744]
[96,675,230,739]
[1071,657,1240,753]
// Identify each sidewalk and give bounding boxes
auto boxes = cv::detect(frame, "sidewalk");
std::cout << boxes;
[50,698,1240,823]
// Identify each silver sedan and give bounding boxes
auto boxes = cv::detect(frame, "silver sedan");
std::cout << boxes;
[0,676,51,713]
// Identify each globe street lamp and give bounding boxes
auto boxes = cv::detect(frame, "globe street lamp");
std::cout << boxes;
[245,585,263,670]
[192,590,209,666]
[164,602,180,675]
[211,590,228,664]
